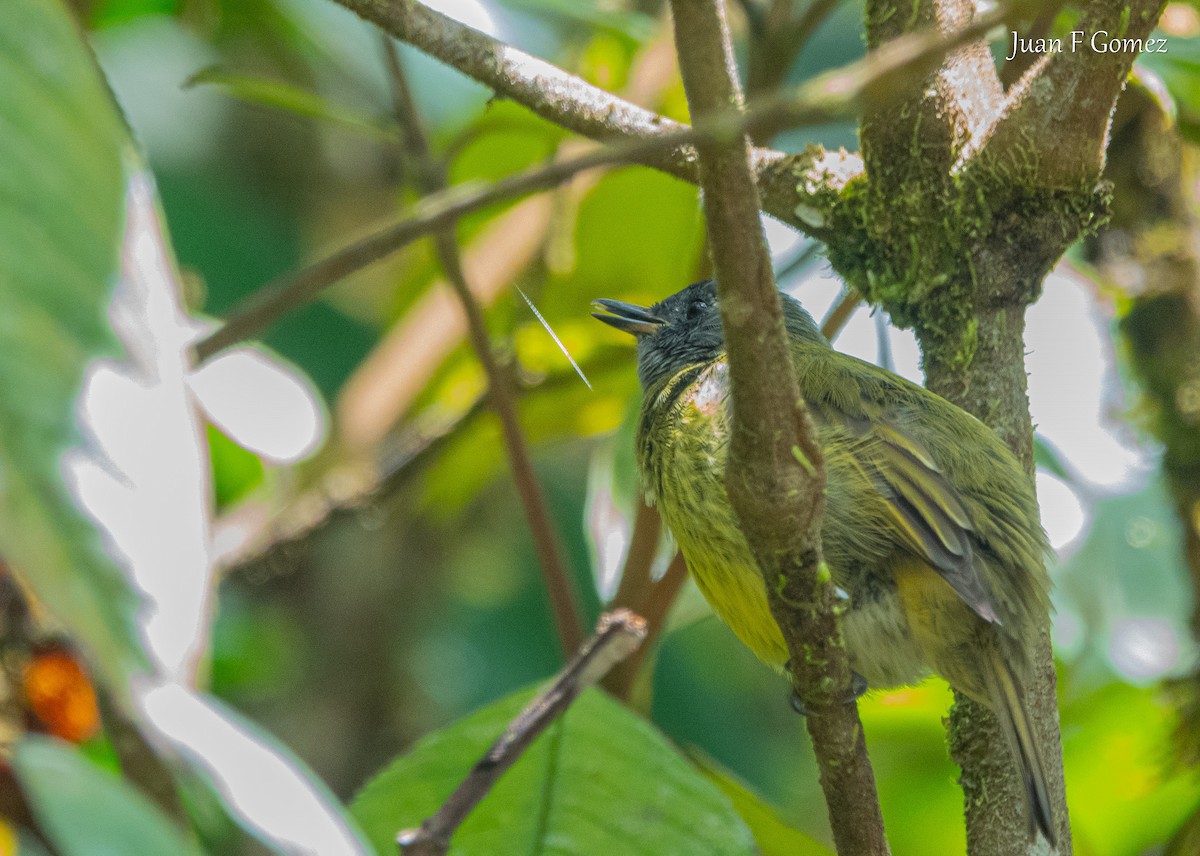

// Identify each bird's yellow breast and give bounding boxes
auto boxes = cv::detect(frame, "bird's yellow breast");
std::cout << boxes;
[641,362,791,667]
[639,360,929,688]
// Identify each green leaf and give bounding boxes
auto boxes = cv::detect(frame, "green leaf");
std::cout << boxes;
[185,66,397,142]
[89,0,179,28]
[689,750,834,856]
[1060,682,1200,853]
[352,687,757,855]
[14,737,203,856]
[0,0,144,687]
[206,423,266,510]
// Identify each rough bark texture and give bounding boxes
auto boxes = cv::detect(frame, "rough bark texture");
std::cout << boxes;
[850,1,1164,853]
[669,1,890,852]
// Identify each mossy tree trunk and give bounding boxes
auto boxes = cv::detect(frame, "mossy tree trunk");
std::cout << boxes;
[834,1,1165,853]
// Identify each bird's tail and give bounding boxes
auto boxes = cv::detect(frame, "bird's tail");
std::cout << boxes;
[981,648,1057,847]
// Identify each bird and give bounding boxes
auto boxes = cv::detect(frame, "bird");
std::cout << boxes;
[593,279,1056,844]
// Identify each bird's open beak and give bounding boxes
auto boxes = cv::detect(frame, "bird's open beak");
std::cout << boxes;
[591,299,664,335]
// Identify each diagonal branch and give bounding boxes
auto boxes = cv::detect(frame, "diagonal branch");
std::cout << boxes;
[196,4,1011,360]
[399,610,646,855]
[668,0,888,853]
[331,0,823,232]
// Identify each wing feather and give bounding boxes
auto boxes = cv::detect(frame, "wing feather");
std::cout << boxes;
[810,396,1001,624]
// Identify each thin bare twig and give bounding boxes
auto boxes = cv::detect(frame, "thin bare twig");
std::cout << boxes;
[196,5,1012,361]
[380,38,585,655]
[669,0,888,852]
[397,610,647,856]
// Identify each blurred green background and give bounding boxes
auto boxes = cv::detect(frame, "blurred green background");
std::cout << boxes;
[63,0,1200,853]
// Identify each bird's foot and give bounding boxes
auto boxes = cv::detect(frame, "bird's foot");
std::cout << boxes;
[789,672,868,716]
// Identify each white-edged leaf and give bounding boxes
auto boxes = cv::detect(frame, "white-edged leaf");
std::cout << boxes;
[0,0,145,689]
[137,683,372,856]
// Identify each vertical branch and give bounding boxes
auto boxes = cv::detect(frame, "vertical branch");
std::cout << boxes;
[667,0,889,853]
[381,39,585,655]
[849,3,1170,851]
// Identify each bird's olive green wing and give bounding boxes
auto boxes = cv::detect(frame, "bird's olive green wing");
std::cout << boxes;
[807,395,1002,626]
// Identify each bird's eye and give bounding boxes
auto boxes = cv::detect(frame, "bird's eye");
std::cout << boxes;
[688,300,708,320]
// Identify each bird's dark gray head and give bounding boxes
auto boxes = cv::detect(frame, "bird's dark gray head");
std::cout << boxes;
[592,280,826,391]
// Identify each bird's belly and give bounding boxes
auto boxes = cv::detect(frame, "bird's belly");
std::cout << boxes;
[645,365,928,689]
[662,487,928,689]
[839,590,929,689]
[652,420,927,688]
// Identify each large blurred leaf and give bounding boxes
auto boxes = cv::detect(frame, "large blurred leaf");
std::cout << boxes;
[15,737,203,856]
[352,687,757,855]
[0,0,144,686]
[0,8,373,854]
[689,750,834,856]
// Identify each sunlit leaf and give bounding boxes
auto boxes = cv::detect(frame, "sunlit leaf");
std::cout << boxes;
[89,0,179,28]
[418,357,633,512]
[15,737,203,856]
[206,424,266,510]
[352,687,757,855]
